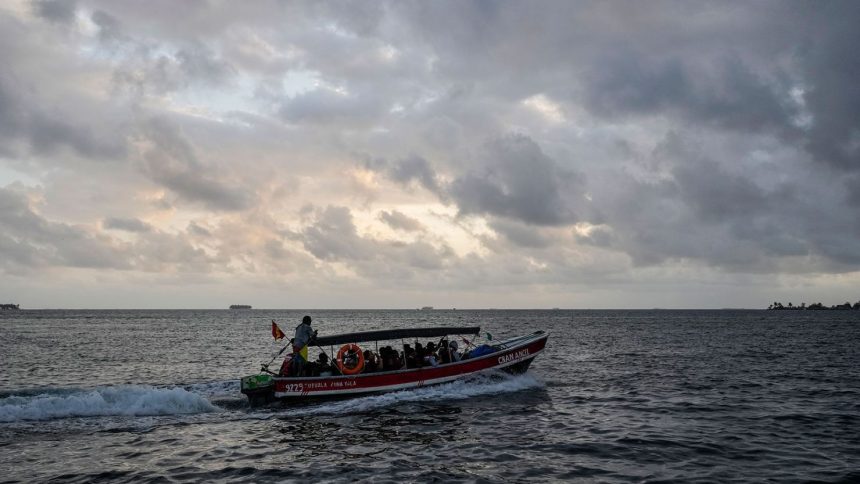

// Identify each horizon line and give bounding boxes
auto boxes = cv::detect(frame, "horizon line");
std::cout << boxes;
[1,307,759,311]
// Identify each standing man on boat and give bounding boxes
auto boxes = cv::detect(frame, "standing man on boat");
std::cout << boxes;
[291,315,317,376]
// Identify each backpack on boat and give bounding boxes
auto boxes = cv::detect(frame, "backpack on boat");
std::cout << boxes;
[466,344,495,359]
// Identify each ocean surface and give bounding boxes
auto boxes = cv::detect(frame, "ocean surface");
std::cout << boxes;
[1,309,859,483]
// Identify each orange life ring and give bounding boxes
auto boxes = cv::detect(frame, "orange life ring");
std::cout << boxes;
[337,343,365,375]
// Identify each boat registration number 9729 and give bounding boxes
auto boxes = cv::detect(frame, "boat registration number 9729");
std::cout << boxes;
[498,348,529,364]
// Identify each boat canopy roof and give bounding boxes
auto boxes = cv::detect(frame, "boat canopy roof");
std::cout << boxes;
[313,326,481,346]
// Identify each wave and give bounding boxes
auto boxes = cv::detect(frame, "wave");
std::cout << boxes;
[0,385,219,423]
[183,379,240,397]
[288,372,544,417]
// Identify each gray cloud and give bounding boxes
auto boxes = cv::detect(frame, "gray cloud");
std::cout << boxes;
[583,53,797,136]
[28,114,126,160]
[104,217,152,232]
[130,231,218,273]
[91,9,124,43]
[109,48,235,99]
[32,0,77,23]
[0,75,26,155]
[672,157,769,223]
[187,221,211,237]
[138,118,253,211]
[379,210,423,232]
[386,156,440,193]
[798,2,860,171]
[0,186,131,271]
[280,87,388,124]
[87,9,237,99]
[302,206,374,261]
[487,218,552,249]
[588,132,860,271]
[0,69,126,161]
[574,226,613,248]
[361,154,442,193]
[175,43,236,87]
[448,134,586,226]
[364,135,588,227]
[301,205,454,279]
[0,186,229,274]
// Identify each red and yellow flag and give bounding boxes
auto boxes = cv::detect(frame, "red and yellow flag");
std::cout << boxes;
[271,320,286,341]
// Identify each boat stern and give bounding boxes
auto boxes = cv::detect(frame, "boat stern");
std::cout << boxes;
[240,373,275,406]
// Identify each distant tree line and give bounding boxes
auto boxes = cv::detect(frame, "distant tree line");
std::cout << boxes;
[768,301,860,310]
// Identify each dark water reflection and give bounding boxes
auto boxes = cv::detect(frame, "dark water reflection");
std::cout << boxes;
[1,309,860,482]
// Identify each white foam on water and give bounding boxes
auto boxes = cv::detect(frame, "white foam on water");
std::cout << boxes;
[289,373,544,417]
[184,379,240,397]
[0,386,219,423]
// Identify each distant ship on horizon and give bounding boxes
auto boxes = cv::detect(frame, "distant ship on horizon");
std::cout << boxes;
[229,305,252,310]
[419,306,434,311]
[1,304,20,310]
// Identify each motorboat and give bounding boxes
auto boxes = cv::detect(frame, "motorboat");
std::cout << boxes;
[240,326,548,406]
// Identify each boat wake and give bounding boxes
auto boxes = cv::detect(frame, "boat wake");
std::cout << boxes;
[182,379,240,398]
[287,372,544,417]
[0,374,542,425]
[0,385,219,423]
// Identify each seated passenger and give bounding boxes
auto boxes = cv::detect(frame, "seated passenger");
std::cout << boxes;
[316,353,334,376]
[363,350,379,373]
[381,346,400,371]
[303,360,319,376]
[403,344,418,369]
[414,343,426,367]
[439,340,451,364]
[362,350,372,370]
[379,346,390,370]
[448,340,462,362]
[424,342,439,367]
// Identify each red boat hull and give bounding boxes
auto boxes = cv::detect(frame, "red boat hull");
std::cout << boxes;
[271,331,548,399]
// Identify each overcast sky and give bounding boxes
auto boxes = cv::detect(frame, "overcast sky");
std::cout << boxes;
[2,0,859,309]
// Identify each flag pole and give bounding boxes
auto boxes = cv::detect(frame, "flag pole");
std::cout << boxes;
[262,320,291,374]
[261,342,291,374]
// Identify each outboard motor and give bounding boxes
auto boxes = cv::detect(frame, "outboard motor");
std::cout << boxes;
[240,373,275,407]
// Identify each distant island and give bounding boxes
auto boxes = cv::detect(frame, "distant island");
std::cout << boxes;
[419,306,433,310]
[1,304,20,310]
[229,305,252,310]
[768,300,860,310]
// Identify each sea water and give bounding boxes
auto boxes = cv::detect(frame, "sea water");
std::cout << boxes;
[1,309,858,482]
